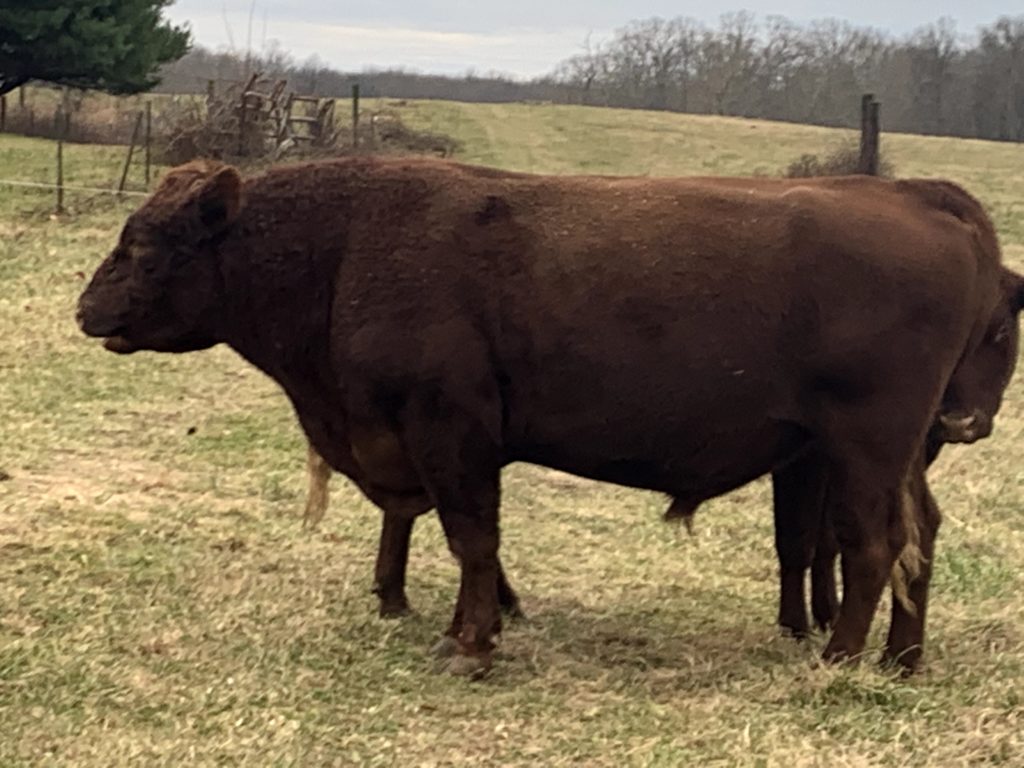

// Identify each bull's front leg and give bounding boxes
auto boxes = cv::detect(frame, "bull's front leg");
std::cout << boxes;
[399,389,505,678]
[435,504,502,677]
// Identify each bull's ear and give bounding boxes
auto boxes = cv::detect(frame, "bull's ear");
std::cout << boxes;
[191,165,243,235]
[1012,271,1024,313]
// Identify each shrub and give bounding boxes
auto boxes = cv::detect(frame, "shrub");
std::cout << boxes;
[784,141,894,178]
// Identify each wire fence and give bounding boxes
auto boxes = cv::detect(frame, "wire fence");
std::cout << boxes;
[0,110,154,215]
[0,179,149,197]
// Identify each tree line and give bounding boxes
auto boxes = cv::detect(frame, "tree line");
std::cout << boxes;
[553,14,1024,141]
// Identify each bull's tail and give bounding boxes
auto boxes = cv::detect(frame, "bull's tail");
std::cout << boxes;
[303,442,332,528]
[890,482,924,615]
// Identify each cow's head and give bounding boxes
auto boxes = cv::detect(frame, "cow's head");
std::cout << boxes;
[76,160,243,354]
[932,266,1024,443]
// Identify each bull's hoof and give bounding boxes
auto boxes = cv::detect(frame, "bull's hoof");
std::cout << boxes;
[430,635,460,659]
[822,643,862,666]
[812,607,838,634]
[780,623,810,641]
[778,610,810,641]
[880,648,923,677]
[502,603,527,622]
[440,652,492,679]
[814,617,838,634]
[378,601,413,619]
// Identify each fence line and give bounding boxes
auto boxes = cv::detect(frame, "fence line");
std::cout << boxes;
[0,178,150,197]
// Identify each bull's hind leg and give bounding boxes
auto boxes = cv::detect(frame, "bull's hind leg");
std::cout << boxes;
[883,468,940,673]
[822,472,910,665]
[772,453,828,638]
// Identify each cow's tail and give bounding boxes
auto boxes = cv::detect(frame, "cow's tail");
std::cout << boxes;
[890,481,924,615]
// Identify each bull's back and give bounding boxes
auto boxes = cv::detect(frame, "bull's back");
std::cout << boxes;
[488,176,979,489]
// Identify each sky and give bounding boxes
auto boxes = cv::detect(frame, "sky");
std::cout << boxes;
[164,1,1019,78]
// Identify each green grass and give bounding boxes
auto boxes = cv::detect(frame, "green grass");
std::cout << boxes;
[2,102,1024,766]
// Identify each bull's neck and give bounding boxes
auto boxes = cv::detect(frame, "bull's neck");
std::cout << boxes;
[213,218,341,391]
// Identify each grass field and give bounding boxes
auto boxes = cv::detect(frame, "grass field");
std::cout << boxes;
[2,101,1024,766]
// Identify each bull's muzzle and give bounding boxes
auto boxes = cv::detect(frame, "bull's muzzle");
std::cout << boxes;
[935,410,993,444]
[76,295,119,337]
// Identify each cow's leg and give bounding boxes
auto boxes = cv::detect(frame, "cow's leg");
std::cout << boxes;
[772,453,827,638]
[373,511,415,617]
[883,471,940,673]
[822,473,909,665]
[810,514,840,632]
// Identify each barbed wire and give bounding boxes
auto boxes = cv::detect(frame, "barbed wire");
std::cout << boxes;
[0,178,150,197]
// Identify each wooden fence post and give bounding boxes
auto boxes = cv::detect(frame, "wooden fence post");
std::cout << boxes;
[859,93,880,176]
[352,83,360,149]
[144,101,152,186]
[238,95,248,156]
[56,138,64,214]
[118,110,144,195]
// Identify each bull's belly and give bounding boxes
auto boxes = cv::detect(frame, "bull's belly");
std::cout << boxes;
[507,417,810,501]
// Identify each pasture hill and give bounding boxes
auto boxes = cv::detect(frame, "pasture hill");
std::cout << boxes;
[1,100,1023,766]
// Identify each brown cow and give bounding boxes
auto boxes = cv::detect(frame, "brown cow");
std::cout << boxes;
[77,157,1022,677]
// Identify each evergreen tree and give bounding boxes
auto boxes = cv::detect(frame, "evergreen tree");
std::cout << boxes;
[0,1,190,96]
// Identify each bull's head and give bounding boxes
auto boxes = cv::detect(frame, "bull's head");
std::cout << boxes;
[76,160,243,354]
[932,267,1024,444]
